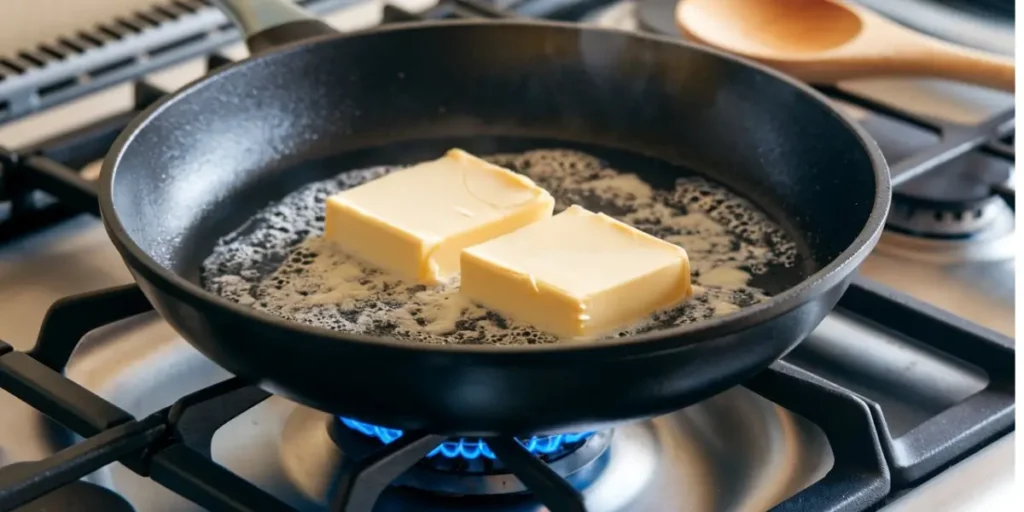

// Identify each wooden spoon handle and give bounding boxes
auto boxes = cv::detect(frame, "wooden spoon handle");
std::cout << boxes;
[835,3,1014,91]
[902,43,1015,92]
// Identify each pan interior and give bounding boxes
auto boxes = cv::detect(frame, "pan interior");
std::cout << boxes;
[108,23,880,331]
[196,139,812,344]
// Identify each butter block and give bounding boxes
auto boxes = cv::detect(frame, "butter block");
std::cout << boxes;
[325,149,555,284]
[460,205,693,339]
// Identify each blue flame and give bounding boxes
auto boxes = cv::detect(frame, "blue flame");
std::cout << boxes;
[340,418,593,460]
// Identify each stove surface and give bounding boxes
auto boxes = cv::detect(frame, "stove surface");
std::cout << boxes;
[19,314,830,511]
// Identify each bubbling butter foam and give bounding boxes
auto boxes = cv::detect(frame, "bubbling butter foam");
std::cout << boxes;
[201,149,802,345]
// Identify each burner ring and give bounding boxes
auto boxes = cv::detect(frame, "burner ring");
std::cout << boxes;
[396,431,614,496]
[329,417,614,496]
[885,196,1011,239]
[338,417,594,463]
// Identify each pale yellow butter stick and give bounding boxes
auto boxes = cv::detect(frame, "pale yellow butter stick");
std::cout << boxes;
[325,149,555,285]
[460,205,694,339]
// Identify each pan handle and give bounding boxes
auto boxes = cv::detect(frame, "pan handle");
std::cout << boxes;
[211,0,339,55]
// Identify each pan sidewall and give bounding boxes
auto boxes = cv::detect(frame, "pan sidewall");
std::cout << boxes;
[117,240,855,435]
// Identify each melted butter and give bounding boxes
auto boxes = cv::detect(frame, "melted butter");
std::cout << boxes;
[202,149,801,345]
[700,265,753,288]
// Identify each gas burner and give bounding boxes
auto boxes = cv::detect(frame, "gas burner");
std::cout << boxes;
[331,417,612,496]
[886,195,1013,240]
[278,407,645,508]
[338,417,595,465]
[889,140,1014,229]
[397,432,613,498]
[874,200,1015,264]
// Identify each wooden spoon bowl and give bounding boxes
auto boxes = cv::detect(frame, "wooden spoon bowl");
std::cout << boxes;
[676,0,1015,91]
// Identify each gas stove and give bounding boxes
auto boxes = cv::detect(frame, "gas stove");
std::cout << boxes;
[0,1,1015,511]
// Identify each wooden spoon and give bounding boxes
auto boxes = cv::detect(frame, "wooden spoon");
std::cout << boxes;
[675,0,1015,91]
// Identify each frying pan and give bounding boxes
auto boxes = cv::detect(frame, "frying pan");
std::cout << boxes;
[98,0,890,436]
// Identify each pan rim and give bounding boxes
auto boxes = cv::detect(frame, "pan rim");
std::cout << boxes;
[99,18,891,357]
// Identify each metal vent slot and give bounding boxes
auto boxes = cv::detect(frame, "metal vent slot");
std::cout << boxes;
[171,0,203,13]
[37,45,68,61]
[16,52,47,68]
[56,38,86,54]
[0,59,25,75]
[38,78,78,99]
[153,5,186,20]
[88,57,137,80]
[135,11,164,26]
[115,18,147,34]
[75,32,105,48]
[150,33,209,59]
[96,24,127,41]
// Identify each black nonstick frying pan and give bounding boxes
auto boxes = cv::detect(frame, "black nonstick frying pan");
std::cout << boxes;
[98,0,890,436]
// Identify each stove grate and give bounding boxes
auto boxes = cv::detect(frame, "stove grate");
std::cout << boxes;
[2,278,902,512]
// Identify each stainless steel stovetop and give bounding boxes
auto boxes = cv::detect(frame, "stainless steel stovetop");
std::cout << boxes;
[0,1,1016,511]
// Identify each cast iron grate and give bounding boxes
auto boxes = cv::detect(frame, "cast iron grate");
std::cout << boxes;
[1,276,900,512]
